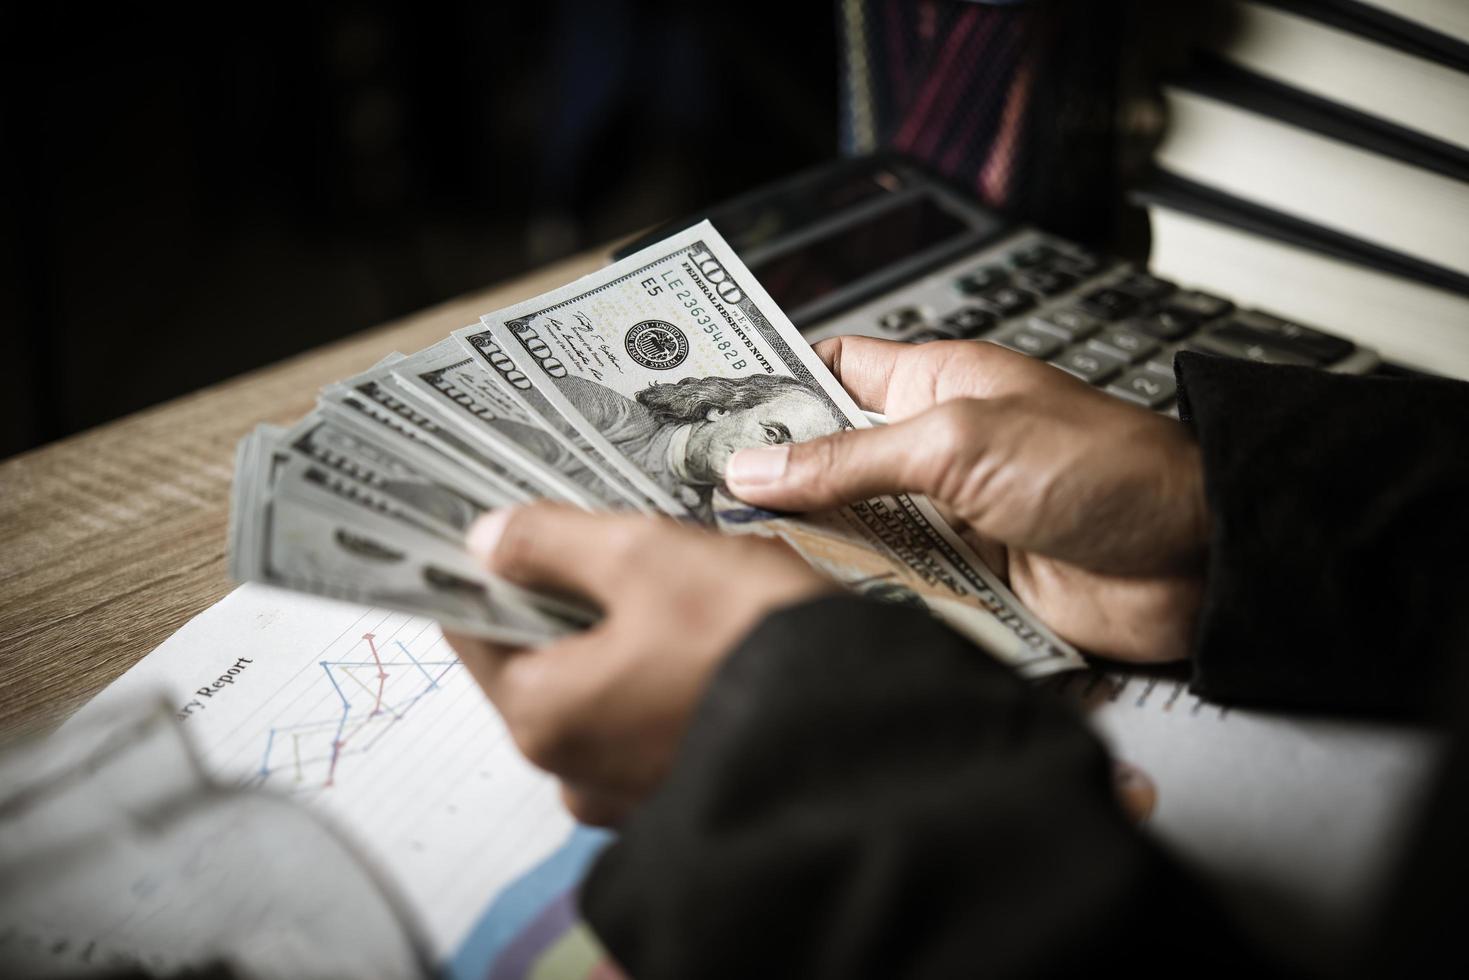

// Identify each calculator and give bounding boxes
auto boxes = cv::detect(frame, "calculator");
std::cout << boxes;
[614,155,1379,415]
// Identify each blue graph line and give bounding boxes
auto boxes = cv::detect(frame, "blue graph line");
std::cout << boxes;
[322,660,351,709]
[255,638,462,789]
[400,639,440,690]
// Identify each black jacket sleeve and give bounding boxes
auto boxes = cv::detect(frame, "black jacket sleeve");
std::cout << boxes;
[1176,353,1469,717]
[580,596,1268,979]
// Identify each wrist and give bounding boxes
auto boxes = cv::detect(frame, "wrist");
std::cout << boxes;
[1175,439,1212,571]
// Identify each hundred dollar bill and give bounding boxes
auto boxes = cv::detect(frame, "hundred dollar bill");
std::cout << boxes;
[388,339,633,512]
[480,220,1080,674]
[451,324,661,514]
[312,390,520,514]
[280,411,485,541]
[231,426,588,645]
[227,423,277,584]
[318,370,538,506]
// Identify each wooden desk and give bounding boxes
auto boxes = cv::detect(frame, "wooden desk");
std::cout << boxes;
[0,248,608,743]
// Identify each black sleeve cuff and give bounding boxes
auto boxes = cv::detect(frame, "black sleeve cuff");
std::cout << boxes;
[1175,352,1469,717]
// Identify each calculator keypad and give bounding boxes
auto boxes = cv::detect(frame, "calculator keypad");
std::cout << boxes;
[1107,368,1178,408]
[1111,272,1176,302]
[1129,309,1197,341]
[1014,268,1077,297]
[995,326,1065,360]
[1077,287,1140,322]
[808,229,1374,415]
[1031,308,1100,341]
[956,267,1009,294]
[878,307,926,332]
[1053,346,1126,384]
[975,285,1038,319]
[939,306,997,338]
[1089,325,1160,363]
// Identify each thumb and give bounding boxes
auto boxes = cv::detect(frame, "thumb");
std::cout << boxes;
[725,401,991,512]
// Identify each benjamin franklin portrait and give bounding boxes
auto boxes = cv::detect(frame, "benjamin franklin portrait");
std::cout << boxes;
[557,373,843,524]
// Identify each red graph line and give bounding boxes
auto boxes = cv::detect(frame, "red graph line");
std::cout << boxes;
[263,632,458,791]
[365,632,389,717]
[329,633,386,785]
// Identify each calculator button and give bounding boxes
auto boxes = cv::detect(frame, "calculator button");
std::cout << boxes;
[975,285,1038,319]
[1030,307,1100,341]
[1014,268,1078,297]
[939,306,997,338]
[1145,345,1184,376]
[906,329,950,345]
[1010,243,1060,268]
[878,307,925,332]
[1190,324,1318,366]
[1053,251,1107,278]
[1076,287,1139,321]
[1164,290,1233,322]
[956,266,1010,294]
[1051,345,1126,384]
[1129,309,1198,341]
[1224,310,1356,364]
[995,326,1064,359]
[1088,324,1160,363]
[1111,272,1176,302]
[1107,368,1178,408]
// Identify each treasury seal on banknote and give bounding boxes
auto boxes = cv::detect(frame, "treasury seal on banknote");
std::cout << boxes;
[625,320,689,370]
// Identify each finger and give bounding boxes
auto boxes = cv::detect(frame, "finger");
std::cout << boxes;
[470,629,617,775]
[443,629,518,700]
[812,336,908,414]
[1113,761,1158,824]
[559,781,635,827]
[466,502,655,606]
[726,400,991,512]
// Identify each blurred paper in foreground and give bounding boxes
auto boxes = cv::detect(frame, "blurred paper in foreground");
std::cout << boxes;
[1,585,615,979]
[0,698,426,978]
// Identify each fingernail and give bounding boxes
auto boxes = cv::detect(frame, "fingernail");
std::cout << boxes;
[726,445,790,485]
[467,508,515,562]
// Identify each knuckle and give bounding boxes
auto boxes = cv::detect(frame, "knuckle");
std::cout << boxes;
[559,785,621,827]
[794,430,843,474]
[928,401,983,457]
[559,785,595,823]
[909,401,987,498]
[789,433,856,500]
[602,521,656,567]
[813,335,844,373]
[511,711,567,771]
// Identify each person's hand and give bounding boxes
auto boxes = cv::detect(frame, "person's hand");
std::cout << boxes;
[725,337,1209,663]
[444,503,833,826]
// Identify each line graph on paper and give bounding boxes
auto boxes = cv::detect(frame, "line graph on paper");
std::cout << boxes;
[77,588,575,962]
[194,608,490,800]
[252,631,462,791]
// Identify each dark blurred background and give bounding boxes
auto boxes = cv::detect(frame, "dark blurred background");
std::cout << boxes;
[0,3,839,458]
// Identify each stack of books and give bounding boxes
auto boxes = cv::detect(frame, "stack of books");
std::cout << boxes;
[1136,0,1469,378]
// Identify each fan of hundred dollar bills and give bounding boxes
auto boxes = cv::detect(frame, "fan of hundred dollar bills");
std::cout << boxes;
[229,222,1081,676]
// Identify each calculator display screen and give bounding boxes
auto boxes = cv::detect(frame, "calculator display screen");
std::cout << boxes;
[750,195,970,312]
